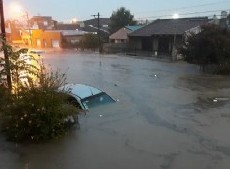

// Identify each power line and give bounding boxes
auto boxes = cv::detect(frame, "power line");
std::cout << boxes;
[135,0,230,15]
[136,9,230,20]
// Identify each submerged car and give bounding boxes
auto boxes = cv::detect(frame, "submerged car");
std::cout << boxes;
[59,84,116,110]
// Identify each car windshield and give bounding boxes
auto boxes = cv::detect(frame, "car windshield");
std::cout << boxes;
[81,92,115,109]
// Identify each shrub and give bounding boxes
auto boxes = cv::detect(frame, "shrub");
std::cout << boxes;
[0,44,79,143]
[215,63,230,75]
[1,87,77,142]
[0,66,78,142]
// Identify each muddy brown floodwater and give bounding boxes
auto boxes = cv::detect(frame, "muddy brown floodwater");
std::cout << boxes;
[1,51,230,169]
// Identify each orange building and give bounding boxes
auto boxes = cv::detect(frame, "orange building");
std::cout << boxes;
[21,29,62,48]
[5,20,23,44]
[31,30,62,48]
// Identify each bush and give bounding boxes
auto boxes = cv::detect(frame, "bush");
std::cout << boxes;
[179,24,230,73]
[0,44,79,143]
[215,63,230,75]
[1,87,77,142]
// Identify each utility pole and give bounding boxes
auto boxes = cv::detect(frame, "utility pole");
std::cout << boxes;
[92,12,102,53]
[0,0,12,89]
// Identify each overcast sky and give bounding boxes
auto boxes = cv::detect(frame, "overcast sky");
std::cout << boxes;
[4,0,230,22]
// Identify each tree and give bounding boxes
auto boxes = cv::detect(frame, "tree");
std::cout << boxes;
[179,24,230,73]
[109,7,137,34]
[79,33,99,50]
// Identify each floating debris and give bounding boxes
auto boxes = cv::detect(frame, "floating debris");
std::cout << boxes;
[213,99,218,102]
[99,115,103,117]
[150,74,160,79]
[213,97,230,102]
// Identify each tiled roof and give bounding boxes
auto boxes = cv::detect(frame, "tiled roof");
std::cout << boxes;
[61,30,88,36]
[55,24,80,30]
[84,18,111,26]
[129,17,209,37]
[109,27,131,40]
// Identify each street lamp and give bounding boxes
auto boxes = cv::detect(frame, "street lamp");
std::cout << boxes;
[9,2,32,46]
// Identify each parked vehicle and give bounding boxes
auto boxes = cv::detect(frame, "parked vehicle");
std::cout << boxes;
[59,83,116,110]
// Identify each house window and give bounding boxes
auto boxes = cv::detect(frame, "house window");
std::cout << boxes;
[71,39,79,44]
[51,40,60,48]
[36,39,41,47]
[44,21,48,26]
[43,40,47,48]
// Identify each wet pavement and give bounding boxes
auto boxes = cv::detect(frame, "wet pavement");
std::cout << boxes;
[1,50,230,169]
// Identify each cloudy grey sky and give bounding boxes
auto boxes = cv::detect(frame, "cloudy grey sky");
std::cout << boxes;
[4,0,230,22]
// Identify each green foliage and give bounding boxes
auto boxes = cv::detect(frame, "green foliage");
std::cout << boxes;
[179,24,230,73]
[109,7,137,33]
[0,44,79,143]
[79,33,99,49]
[1,87,76,142]
[0,84,10,113]
[0,45,40,91]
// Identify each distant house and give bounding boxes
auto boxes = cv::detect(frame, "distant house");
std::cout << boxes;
[61,30,88,48]
[128,17,209,59]
[210,11,230,29]
[55,23,80,30]
[30,16,57,30]
[21,29,89,49]
[79,18,110,41]
[109,25,143,43]
[5,20,24,45]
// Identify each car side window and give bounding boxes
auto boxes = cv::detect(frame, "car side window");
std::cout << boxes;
[67,96,81,109]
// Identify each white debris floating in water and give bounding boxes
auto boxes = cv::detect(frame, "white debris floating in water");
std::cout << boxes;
[213,97,230,102]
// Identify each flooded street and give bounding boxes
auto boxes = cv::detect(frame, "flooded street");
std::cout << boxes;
[1,51,230,169]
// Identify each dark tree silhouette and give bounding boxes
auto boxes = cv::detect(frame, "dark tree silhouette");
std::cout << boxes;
[109,7,137,34]
[179,24,230,73]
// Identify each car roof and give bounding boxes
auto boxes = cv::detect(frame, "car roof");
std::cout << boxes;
[59,84,102,99]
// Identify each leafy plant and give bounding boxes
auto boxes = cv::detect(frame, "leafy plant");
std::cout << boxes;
[79,33,99,50]
[0,44,79,143]
[0,45,40,93]
[179,24,230,73]
[1,87,77,142]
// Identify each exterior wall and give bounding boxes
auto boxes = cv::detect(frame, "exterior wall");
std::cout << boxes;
[5,21,22,43]
[129,37,142,50]
[64,35,83,44]
[152,38,158,52]
[31,30,62,48]
[129,35,183,58]
[21,31,33,46]
[30,17,56,30]
[103,43,128,53]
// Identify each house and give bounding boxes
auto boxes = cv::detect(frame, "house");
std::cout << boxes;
[26,29,62,48]
[61,30,88,48]
[210,11,230,29]
[128,17,209,59]
[109,25,143,43]
[5,20,24,45]
[79,18,110,41]
[29,16,57,30]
